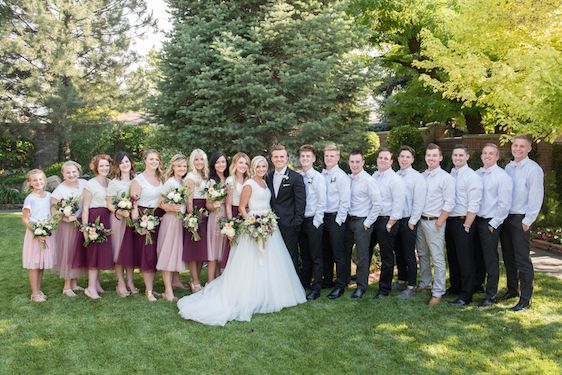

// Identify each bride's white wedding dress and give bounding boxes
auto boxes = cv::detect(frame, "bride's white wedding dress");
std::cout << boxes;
[177,179,306,326]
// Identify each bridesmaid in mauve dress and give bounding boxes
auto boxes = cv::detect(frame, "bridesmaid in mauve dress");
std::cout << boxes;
[73,154,114,300]
[183,149,209,292]
[106,151,137,298]
[205,151,229,284]
[51,161,87,297]
[222,152,251,270]
[130,149,164,302]
[156,153,189,302]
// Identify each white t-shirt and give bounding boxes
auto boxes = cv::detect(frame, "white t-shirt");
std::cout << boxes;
[51,179,87,216]
[23,192,52,223]
[184,172,207,199]
[107,179,132,197]
[85,178,108,208]
[134,173,162,208]
[226,175,245,206]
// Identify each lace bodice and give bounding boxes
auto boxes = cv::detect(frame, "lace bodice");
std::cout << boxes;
[243,179,271,215]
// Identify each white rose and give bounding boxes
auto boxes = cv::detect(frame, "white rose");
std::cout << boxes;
[63,206,73,216]
[147,222,155,231]
[174,193,181,202]
[167,191,175,199]
[140,221,147,228]
[89,233,99,241]
[34,228,43,235]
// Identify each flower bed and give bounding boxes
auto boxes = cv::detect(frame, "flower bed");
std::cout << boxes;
[531,227,562,253]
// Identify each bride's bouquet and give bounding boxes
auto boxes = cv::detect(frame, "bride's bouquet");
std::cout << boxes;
[219,216,243,244]
[242,210,278,255]
[133,209,160,245]
[54,195,80,225]
[112,192,136,226]
[205,180,227,215]
[161,186,189,218]
[30,218,58,249]
[80,217,112,247]
[183,207,208,241]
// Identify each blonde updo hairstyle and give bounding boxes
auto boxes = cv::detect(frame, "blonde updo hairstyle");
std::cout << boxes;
[61,160,83,177]
[249,156,268,177]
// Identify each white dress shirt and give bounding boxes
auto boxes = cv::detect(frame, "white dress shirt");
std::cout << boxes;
[421,167,455,217]
[348,170,381,228]
[322,165,351,225]
[476,164,513,228]
[372,168,405,220]
[273,166,287,197]
[505,157,544,226]
[449,164,482,217]
[301,168,327,228]
[397,167,427,226]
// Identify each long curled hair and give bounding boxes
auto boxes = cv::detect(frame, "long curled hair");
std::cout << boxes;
[142,149,164,181]
[165,153,188,180]
[111,151,135,180]
[208,151,229,183]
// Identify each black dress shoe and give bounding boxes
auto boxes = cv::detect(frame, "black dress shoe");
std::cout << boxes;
[327,287,344,300]
[351,288,365,299]
[372,291,389,299]
[479,297,495,307]
[448,298,470,306]
[509,300,531,312]
[443,288,459,297]
[498,291,519,301]
[306,289,321,301]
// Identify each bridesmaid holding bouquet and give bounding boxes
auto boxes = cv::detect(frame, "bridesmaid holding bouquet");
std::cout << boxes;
[222,152,250,269]
[106,152,137,297]
[183,149,209,292]
[130,149,164,302]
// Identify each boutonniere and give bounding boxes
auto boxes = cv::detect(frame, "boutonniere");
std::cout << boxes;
[282,175,289,181]
[308,177,313,184]
[330,176,336,183]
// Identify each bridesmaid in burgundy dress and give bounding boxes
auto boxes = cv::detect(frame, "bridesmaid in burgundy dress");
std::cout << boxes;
[106,151,137,297]
[183,149,209,292]
[205,152,229,283]
[130,149,164,302]
[74,154,114,300]
[222,152,250,270]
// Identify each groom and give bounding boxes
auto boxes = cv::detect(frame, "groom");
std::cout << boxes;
[266,144,306,270]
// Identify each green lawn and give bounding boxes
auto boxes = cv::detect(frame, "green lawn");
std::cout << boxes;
[1,213,560,374]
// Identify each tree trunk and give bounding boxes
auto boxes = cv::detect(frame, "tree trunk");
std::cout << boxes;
[463,108,484,134]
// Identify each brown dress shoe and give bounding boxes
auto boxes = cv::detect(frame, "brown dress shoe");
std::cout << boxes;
[428,296,441,305]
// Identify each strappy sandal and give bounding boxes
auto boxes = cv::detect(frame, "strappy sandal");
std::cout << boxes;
[145,290,157,302]
[62,289,77,297]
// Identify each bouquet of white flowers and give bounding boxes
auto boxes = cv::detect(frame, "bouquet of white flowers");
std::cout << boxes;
[30,218,58,249]
[183,207,207,241]
[112,192,136,226]
[219,217,243,245]
[54,195,80,225]
[161,186,189,218]
[242,210,278,255]
[205,180,227,216]
[134,209,161,245]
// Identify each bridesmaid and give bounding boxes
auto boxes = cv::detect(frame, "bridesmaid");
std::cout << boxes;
[206,151,229,283]
[183,149,209,292]
[130,149,164,302]
[157,154,188,301]
[106,151,137,297]
[22,169,56,302]
[74,154,114,300]
[222,152,251,269]
[51,161,86,297]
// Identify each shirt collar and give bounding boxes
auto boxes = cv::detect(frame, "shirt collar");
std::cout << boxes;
[425,166,442,176]
[324,165,339,175]
[275,167,287,176]
[482,164,498,173]
[512,157,529,167]
[398,166,412,176]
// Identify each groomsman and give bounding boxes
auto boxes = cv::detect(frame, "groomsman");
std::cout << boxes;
[416,143,455,305]
[445,144,482,306]
[394,146,427,299]
[500,134,544,311]
[341,150,381,299]
[322,144,351,299]
[266,144,306,270]
[298,145,327,300]
[370,148,406,299]
[474,143,512,307]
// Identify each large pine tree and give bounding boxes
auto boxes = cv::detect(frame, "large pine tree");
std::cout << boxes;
[0,0,155,163]
[152,0,374,156]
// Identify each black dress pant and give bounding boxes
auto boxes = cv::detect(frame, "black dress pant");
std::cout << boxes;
[323,213,347,288]
[500,214,534,302]
[299,217,324,291]
[474,216,501,299]
[445,217,475,302]
[279,223,300,271]
[370,217,399,295]
[395,218,418,287]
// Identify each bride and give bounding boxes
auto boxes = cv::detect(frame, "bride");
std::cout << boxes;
[177,155,306,325]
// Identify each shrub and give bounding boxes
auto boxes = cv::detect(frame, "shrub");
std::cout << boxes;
[0,139,34,170]
[0,186,27,204]
[386,125,425,170]
[43,162,65,178]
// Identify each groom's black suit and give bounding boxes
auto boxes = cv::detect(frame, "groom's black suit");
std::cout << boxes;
[266,167,306,269]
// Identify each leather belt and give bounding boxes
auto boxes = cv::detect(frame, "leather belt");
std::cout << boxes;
[421,216,438,221]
